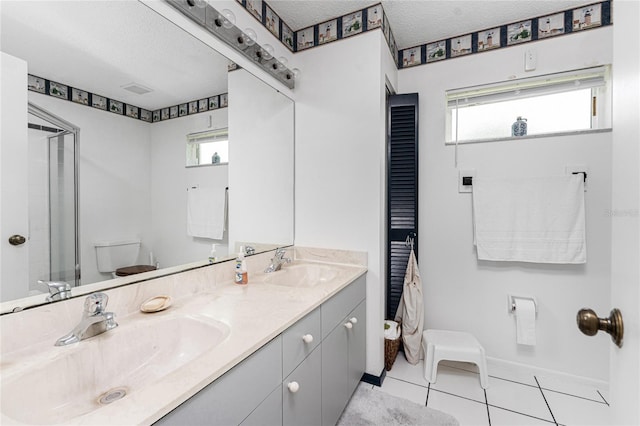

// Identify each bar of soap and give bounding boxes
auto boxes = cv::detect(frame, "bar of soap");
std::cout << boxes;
[140,295,172,313]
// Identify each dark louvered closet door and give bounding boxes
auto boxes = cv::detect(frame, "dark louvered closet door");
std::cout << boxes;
[386,93,419,320]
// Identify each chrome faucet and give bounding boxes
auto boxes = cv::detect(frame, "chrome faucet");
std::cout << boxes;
[55,293,118,346]
[264,248,292,273]
[38,280,72,302]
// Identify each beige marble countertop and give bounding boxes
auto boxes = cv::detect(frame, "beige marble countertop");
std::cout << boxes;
[0,247,366,425]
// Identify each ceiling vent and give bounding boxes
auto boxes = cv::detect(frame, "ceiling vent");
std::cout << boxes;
[121,83,153,95]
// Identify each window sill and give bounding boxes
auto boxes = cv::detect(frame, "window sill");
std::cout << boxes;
[185,162,229,168]
[445,128,612,145]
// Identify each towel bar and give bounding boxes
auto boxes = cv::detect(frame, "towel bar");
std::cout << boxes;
[572,171,587,182]
[462,173,586,187]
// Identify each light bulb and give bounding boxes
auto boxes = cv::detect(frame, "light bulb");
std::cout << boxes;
[262,44,274,60]
[244,28,257,46]
[292,68,301,79]
[277,56,288,70]
[194,0,207,8]
[221,9,236,29]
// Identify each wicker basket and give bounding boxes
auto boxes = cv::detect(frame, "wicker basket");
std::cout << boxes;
[384,321,401,371]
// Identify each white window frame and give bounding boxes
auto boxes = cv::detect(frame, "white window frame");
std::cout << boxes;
[445,65,612,144]
[185,128,229,167]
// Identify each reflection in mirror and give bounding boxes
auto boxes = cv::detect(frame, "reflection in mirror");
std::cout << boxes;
[0,1,294,313]
[186,129,230,167]
[229,69,295,250]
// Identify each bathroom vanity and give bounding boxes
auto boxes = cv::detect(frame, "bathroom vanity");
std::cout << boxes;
[0,247,367,425]
[156,274,366,426]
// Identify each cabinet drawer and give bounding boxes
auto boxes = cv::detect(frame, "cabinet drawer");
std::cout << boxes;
[282,307,321,378]
[283,346,322,426]
[321,275,366,339]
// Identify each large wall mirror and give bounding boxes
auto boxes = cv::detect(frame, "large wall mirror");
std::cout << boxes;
[0,0,294,313]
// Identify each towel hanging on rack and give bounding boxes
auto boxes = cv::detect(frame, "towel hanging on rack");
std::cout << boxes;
[472,175,586,263]
[394,244,424,365]
[187,186,227,240]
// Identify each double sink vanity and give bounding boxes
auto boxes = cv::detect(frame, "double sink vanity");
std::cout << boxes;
[0,247,367,425]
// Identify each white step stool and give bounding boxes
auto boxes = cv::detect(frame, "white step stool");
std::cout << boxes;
[421,329,489,389]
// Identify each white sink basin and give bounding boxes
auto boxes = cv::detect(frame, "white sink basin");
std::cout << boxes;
[1,314,230,424]
[263,263,339,287]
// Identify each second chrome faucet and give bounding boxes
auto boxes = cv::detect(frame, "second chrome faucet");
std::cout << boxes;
[264,248,292,273]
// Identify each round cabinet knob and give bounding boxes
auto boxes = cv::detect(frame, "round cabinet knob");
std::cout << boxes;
[349,317,358,324]
[344,322,353,329]
[287,381,300,393]
[302,334,314,343]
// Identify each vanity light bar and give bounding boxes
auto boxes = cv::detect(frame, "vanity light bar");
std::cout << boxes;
[167,0,295,89]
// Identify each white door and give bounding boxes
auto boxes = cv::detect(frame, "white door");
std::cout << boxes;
[609,1,640,424]
[0,52,29,302]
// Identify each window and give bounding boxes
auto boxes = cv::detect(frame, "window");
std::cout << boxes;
[446,66,611,143]
[185,128,229,167]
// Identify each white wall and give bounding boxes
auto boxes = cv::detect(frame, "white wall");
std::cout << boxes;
[398,27,613,381]
[149,109,229,266]
[294,30,397,377]
[228,69,294,252]
[28,92,152,285]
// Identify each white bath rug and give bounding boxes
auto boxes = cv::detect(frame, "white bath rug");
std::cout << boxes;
[337,383,459,426]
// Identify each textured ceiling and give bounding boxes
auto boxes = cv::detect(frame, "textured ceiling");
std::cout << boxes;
[1,0,600,107]
[267,0,597,49]
[1,1,229,111]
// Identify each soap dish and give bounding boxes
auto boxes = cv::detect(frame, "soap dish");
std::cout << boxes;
[140,295,172,313]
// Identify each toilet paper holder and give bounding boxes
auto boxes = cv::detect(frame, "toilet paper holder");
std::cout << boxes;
[507,295,537,314]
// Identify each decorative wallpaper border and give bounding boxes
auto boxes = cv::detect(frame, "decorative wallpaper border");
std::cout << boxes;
[235,1,397,59]
[27,74,228,124]
[397,0,611,69]
[234,0,611,71]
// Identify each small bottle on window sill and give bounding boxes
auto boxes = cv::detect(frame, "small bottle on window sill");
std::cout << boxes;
[512,116,527,137]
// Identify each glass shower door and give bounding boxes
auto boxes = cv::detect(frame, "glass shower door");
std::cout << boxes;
[48,131,79,285]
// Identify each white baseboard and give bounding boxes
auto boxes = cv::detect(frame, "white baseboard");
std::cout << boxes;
[486,356,609,391]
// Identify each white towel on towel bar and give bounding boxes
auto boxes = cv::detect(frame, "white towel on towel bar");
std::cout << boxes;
[187,186,227,240]
[472,175,586,264]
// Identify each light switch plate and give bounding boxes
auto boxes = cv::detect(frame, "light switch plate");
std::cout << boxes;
[458,169,476,193]
[525,50,537,71]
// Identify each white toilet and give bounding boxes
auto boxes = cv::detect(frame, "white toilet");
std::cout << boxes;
[94,239,156,278]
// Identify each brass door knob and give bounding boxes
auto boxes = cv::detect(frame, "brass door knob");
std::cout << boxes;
[8,234,26,246]
[577,308,624,348]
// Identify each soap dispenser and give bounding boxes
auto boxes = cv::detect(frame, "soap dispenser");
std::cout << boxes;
[208,244,218,264]
[235,246,248,284]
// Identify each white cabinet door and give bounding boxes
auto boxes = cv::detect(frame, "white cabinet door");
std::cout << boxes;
[283,346,322,426]
[347,301,366,396]
[321,320,349,426]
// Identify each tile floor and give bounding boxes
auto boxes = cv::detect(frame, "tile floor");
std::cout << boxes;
[372,354,611,426]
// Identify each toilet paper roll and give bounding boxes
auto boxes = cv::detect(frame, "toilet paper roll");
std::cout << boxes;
[515,298,536,346]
